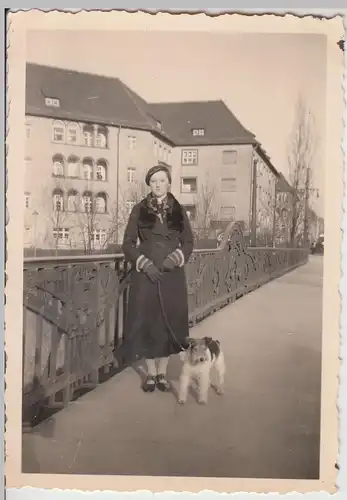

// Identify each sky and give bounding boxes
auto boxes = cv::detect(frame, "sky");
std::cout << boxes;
[26,30,327,216]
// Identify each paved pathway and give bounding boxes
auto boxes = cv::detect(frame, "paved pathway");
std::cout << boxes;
[22,257,323,480]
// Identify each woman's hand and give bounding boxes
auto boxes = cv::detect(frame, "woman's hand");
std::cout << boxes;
[143,262,163,283]
[162,249,185,272]
[137,255,163,283]
[162,256,176,271]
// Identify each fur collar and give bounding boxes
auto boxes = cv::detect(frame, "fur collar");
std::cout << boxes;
[138,192,184,231]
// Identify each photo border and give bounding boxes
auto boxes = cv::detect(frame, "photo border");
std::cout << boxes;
[3,7,345,498]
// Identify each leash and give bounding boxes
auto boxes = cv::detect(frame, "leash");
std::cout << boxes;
[117,269,133,295]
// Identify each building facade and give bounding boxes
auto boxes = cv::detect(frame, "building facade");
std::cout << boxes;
[273,173,296,247]
[169,144,254,228]
[24,63,286,253]
[25,116,175,251]
[253,148,278,246]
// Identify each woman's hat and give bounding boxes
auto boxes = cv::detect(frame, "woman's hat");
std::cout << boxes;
[145,164,172,186]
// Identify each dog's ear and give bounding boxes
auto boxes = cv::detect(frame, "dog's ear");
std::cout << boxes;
[183,337,195,348]
[204,336,213,345]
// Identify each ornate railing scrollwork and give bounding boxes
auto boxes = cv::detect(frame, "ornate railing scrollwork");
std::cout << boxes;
[22,225,309,421]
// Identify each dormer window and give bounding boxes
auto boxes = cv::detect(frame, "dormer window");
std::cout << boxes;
[156,121,162,130]
[192,128,205,137]
[45,97,60,108]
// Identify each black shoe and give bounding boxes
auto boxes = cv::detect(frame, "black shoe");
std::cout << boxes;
[142,375,156,393]
[156,374,171,392]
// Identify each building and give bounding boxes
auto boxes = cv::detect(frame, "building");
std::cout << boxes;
[24,63,174,253]
[24,63,287,253]
[149,100,259,231]
[307,209,324,245]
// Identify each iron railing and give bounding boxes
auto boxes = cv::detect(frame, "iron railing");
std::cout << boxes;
[22,223,309,423]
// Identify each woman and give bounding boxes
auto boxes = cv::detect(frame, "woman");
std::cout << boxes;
[119,164,194,393]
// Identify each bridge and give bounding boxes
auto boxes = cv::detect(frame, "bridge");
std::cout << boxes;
[21,224,321,480]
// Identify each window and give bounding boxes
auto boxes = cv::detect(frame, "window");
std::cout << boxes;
[52,154,64,177]
[156,121,162,130]
[183,204,196,221]
[82,192,93,213]
[162,146,169,162]
[67,190,78,212]
[95,160,107,181]
[222,150,237,165]
[128,136,136,151]
[95,193,107,213]
[83,125,94,147]
[53,189,64,212]
[221,177,237,192]
[67,156,79,178]
[127,167,136,183]
[182,149,198,165]
[84,131,93,147]
[220,206,235,220]
[126,200,136,214]
[53,227,70,247]
[82,159,93,180]
[192,128,205,136]
[24,192,30,209]
[67,123,80,145]
[281,208,289,221]
[45,97,60,108]
[92,229,107,248]
[95,133,106,148]
[153,140,158,156]
[181,177,197,193]
[52,121,65,142]
[95,127,107,148]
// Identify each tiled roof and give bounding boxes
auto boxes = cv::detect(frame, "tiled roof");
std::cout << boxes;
[26,64,256,147]
[26,62,294,189]
[25,63,171,140]
[149,100,257,146]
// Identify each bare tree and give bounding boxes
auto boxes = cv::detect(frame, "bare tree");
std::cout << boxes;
[127,178,148,204]
[193,178,218,240]
[41,177,70,255]
[287,96,317,246]
[118,176,149,224]
[74,204,99,255]
[41,178,124,255]
[273,193,292,247]
[72,190,122,255]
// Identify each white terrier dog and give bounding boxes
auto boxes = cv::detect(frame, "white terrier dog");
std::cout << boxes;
[178,336,225,405]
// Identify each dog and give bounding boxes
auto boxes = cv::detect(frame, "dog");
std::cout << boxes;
[178,336,225,405]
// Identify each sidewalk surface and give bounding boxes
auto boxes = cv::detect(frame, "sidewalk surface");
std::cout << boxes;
[22,256,323,479]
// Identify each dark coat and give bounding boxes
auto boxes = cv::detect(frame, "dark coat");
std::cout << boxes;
[120,192,194,363]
